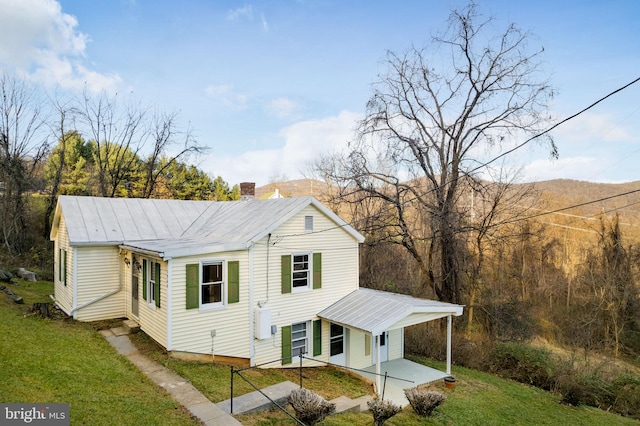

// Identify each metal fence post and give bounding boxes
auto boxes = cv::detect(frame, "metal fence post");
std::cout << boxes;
[230,365,234,414]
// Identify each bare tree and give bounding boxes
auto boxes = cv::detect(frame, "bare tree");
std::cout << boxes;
[78,89,146,197]
[140,110,204,198]
[318,3,556,304]
[0,72,48,253]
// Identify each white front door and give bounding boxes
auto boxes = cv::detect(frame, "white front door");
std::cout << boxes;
[329,323,345,366]
[373,331,388,363]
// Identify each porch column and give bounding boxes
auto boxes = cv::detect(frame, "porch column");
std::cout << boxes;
[375,334,381,395]
[446,314,452,375]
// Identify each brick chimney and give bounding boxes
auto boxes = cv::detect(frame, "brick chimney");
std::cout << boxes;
[240,182,255,200]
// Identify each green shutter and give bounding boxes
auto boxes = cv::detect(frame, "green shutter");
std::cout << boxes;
[282,325,292,365]
[281,255,291,294]
[313,253,322,289]
[313,320,322,356]
[186,264,199,310]
[142,260,147,301]
[228,261,240,304]
[155,262,161,308]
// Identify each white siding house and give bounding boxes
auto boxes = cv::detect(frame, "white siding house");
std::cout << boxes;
[50,192,463,381]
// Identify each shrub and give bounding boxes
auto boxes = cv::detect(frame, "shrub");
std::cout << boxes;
[367,397,402,426]
[610,374,640,420]
[491,342,554,389]
[404,387,446,417]
[287,388,335,426]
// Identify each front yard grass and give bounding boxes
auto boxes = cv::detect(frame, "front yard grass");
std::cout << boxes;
[130,331,373,403]
[0,279,199,426]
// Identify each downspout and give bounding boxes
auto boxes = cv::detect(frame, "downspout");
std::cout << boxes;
[166,258,173,351]
[249,244,255,365]
[70,286,122,315]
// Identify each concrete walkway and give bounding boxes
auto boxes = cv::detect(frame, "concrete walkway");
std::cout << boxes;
[100,328,242,426]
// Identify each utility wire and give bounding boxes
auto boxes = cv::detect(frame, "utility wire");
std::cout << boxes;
[273,76,640,240]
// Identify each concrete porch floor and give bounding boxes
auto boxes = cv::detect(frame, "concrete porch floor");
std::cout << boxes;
[356,358,449,407]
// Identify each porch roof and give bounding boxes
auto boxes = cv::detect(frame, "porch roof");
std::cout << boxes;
[317,288,463,336]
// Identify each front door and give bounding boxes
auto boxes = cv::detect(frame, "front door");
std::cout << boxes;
[329,323,345,366]
[378,331,388,362]
[131,259,139,318]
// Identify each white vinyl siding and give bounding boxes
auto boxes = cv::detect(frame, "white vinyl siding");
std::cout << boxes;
[388,328,403,361]
[169,252,250,358]
[346,329,372,369]
[137,256,168,347]
[74,246,124,321]
[53,216,73,314]
[253,204,360,367]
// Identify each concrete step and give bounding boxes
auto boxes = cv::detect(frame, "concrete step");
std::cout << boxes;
[329,395,361,414]
[123,319,140,334]
[352,395,374,413]
[216,380,299,415]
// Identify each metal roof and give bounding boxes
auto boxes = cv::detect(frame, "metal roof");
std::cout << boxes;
[318,288,464,335]
[52,195,364,259]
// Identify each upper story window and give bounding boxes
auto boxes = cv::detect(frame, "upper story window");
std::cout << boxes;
[292,253,311,290]
[304,215,313,232]
[281,253,322,294]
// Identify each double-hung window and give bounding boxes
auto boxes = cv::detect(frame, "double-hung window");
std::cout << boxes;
[143,259,161,309]
[292,253,311,290]
[201,260,224,308]
[291,321,308,358]
[281,252,321,294]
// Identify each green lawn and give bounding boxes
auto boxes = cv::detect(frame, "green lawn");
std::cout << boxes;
[0,279,199,426]
[1,280,638,425]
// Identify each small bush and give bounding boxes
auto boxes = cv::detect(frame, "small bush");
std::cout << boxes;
[287,388,335,426]
[491,342,555,389]
[367,397,402,426]
[404,387,446,417]
[610,374,640,419]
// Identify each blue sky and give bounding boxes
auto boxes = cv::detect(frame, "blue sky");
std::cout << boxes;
[1,0,639,186]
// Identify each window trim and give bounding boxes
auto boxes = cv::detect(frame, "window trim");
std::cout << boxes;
[199,258,227,311]
[291,252,312,292]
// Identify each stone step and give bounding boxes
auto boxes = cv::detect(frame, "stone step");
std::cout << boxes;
[329,395,361,414]
[123,319,140,334]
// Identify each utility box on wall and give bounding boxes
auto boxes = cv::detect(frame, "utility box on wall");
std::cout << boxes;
[255,307,272,339]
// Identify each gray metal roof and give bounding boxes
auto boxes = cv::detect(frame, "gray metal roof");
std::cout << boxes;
[52,195,364,259]
[318,288,464,335]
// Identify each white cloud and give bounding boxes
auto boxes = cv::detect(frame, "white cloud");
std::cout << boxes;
[554,112,633,143]
[261,13,269,32]
[209,110,362,186]
[522,156,604,182]
[267,97,300,119]
[0,0,121,92]
[204,84,248,110]
[226,5,253,21]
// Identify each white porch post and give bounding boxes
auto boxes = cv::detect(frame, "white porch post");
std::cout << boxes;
[446,314,452,375]
[375,334,381,394]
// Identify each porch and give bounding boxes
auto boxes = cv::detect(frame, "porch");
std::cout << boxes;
[357,358,449,406]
